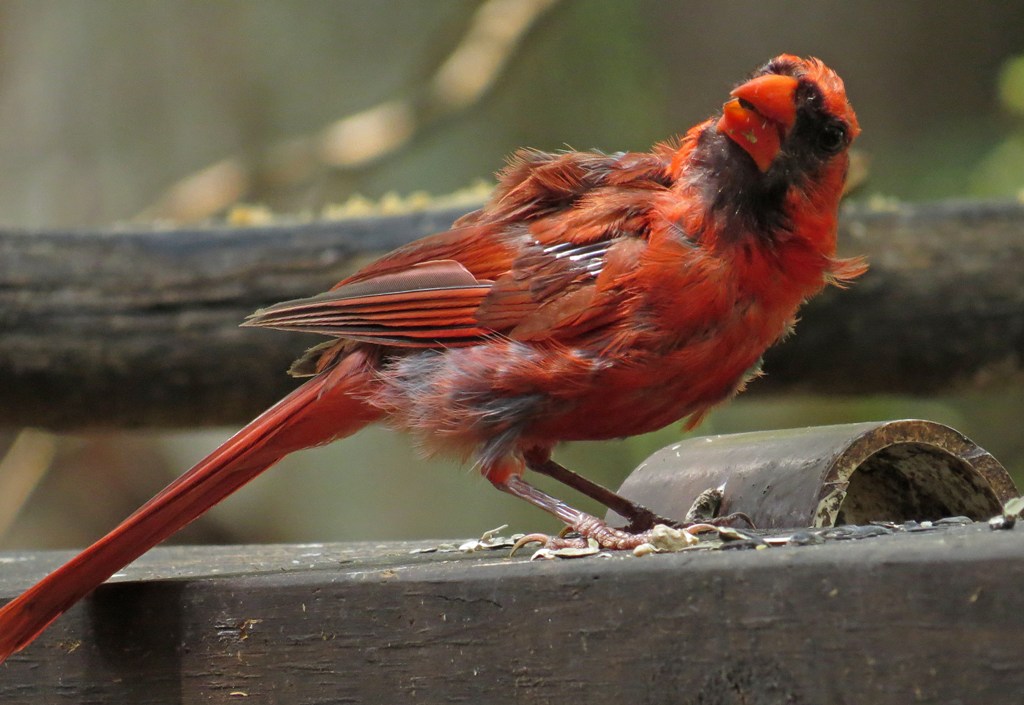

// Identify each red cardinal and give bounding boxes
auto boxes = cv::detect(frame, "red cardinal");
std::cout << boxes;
[0,55,863,661]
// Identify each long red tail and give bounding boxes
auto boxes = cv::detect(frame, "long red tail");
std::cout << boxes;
[0,353,380,663]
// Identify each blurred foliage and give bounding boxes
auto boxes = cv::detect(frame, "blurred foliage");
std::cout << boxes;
[1,0,1023,549]
[971,54,1024,197]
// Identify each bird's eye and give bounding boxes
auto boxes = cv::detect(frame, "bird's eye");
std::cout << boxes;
[818,124,846,154]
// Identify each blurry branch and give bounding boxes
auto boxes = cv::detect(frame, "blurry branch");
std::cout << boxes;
[140,0,560,223]
[1,198,1023,430]
[0,430,57,538]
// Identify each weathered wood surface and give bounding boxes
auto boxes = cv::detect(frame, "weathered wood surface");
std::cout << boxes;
[1,523,1022,704]
[1,199,1023,429]
[0,205,468,430]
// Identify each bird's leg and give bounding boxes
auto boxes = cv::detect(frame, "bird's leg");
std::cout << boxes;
[490,471,656,551]
[522,448,681,532]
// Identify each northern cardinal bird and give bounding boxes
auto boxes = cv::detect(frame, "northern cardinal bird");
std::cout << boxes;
[0,55,864,662]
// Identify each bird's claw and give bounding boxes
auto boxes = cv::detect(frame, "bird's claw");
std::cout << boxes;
[510,515,656,555]
[510,518,729,556]
[510,532,598,555]
[706,511,756,529]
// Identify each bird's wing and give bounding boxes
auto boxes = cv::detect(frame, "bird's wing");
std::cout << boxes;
[244,259,494,347]
[473,149,673,345]
[245,149,674,351]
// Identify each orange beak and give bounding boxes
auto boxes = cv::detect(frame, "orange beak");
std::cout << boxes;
[717,74,799,172]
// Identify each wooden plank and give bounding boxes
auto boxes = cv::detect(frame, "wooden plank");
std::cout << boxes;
[1,523,1022,704]
[0,204,468,430]
[1,199,1023,429]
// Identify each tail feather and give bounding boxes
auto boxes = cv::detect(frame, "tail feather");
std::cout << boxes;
[0,353,379,663]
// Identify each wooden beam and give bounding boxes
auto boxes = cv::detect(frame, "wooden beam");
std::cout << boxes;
[0,205,468,430]
[1,199,1022,429]
[761,199,1024,397]
[1,523,1021,703]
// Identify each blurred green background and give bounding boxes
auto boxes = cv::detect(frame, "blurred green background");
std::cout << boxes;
[1,0,1023,549]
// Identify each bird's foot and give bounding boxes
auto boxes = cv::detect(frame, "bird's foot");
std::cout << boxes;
[511,514,720,554]
[682,484,756,529]
[704,511,756,529]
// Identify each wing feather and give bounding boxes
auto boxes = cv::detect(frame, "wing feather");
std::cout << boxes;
[249,149,675,356]
[245,260,494,348]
